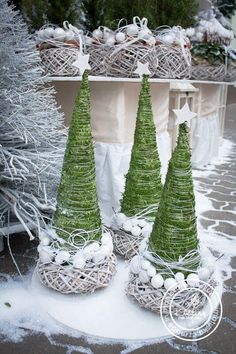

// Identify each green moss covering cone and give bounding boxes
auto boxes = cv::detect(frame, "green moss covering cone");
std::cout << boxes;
[53,71,102,240]
[149,123,198,263]
[120,75,162,218]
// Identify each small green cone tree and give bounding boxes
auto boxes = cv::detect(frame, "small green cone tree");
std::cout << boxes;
[149,123,199,263]
[53,71,102,240]
[121,75,162,218]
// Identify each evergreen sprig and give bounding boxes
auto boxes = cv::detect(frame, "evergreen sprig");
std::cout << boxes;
[121,75,162,218]
[53,71,102,240]
[149,123,198,264]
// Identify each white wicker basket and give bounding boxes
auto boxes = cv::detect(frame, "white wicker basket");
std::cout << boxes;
[37,253,117,294]
[40,47,80,76]
[191,63,226,81]
[112,229,144,259]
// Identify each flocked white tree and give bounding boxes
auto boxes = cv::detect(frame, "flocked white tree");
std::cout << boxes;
[0,0,66,240]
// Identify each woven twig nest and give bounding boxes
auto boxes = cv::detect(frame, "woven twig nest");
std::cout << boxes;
[126,273,217,316]
[191,63,225,81]
[155,45,191,79]
[224,65,236,82]
[86,43,108,76]
[40,47,80,76]
[112,229,144,259]
[37,253,117,294]
[104,43,157,77]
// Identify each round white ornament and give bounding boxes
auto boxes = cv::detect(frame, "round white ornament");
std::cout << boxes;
[164,278,177,291]
[131,226,141,237]
[40,235,51,246]
[131,218,139,227]
[126,24,139,36]
[162,33,175,45]
[115,32,126,43]
[39,250,52,264]
[178,280,187,290]
[139,28,151,40]
[147,265,156,277]
[151,274,164,289]
[44,27,55,38]
[175,272,185,282]
[92,28,103,40]
[92,251,105,264]
[55,254,64,265]
[130,255,142,274]
[85,242,100,252]
[198,267,210,281]
[53,28,66,41]
[139,270,150,283]
[73,257,86,269]
[123,220,132,232]
[186,273,199,287]
[106,36,115,46]
[100,245,112,257]
[141,260,151,270]
[37,29,46,41]
[115,213,126,226]
[138,219,147,228]
[101,232,112,245]
[57,250,70,262]
[146,36,156,46]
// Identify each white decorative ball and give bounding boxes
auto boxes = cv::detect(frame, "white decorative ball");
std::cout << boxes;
[198,267,210,281]
[175,272,185,282]
[55,254,64,265]
[92,251,105,264]
[115,213,126,226]
[151,274,164,289]
[147,265,156,277]
[40,235,51,246]
[178,280,187,290]
[106,35,115,46]
[37,29,46,41]
[138,270,150,283]
[186,273,199,287]
[141,260,151,270]
[126,24,139,36]
[57,250,70,262]
[101,232,112,245]
[83,251,93,261]
[85,242,100,252]
[53,28,66,42]
[92,28,103,40]
[130,218,139,227]
[39,250,52,264]
[164,278,177,291]
[123,220,132,232]
[139,239,148,252]
[115,32,126,43]
[162,33,175,45]
[131,226,142,237]
[43,27,55,38]
[138,219,147,228]
[100,245,112,257]
[106,241,114,253]
[37,244,42,253]
[146,36,156,46]
[73,257,86,269]
[139,28,151,40]
[141,224,152,237]
[65,29,75,41]
[130,255,142,274]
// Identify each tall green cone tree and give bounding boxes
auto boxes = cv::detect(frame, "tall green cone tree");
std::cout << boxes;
[53,71,102,241]
[149,123,199,263]
[121,75,162,218]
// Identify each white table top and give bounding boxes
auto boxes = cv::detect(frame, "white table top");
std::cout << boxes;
[45,75,235,85]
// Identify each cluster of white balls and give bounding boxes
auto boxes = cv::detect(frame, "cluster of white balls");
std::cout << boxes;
[186,19,234,43]
[92,23,156,46]
[36,27,79,44]
[114,213,153,241]
[130,255,211,291]
[38,231,114,268]
[157,27,189,46]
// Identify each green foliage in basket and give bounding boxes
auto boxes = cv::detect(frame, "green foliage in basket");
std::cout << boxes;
[53,71,102,240]
[121,75,162,219]
[191,43,226,65]
[149,123,199,264]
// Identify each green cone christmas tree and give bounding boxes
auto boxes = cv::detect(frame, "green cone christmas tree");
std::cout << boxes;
[120,75,162,218]
[149,123,199,264]
[53,71,101,240]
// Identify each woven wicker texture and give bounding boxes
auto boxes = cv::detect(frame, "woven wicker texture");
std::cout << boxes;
[191,64,225,81]
[112,229,144,259]
[104,44,157,78]
[40,47,80,76]
[224,65,236,82]
[86,44,108,76]
[37,253,117,294]
[126,273,217,315]
[155,45,191,79]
